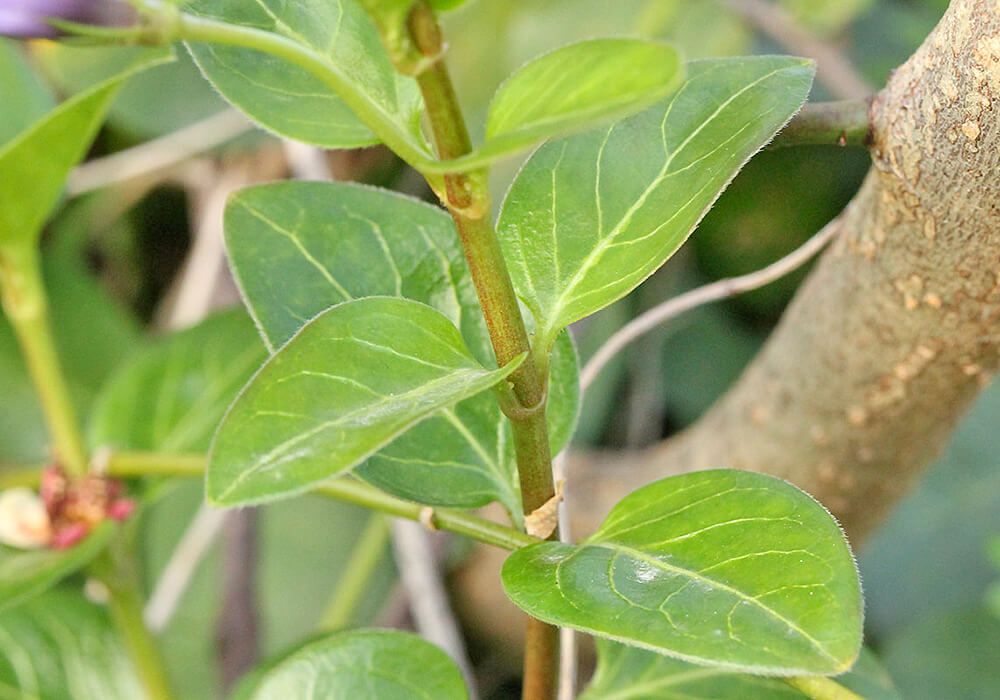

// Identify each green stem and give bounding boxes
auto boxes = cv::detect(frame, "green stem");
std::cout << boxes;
[95,536,173,700]
[401,4,560,698]
[0,244,87,476]
[314,478,538,551]
[0,466,43,489]
[770,99,873,149]
[784,676,868,700]
[98,450,538,551]
[319,514,391,631]
[103,450,208,478]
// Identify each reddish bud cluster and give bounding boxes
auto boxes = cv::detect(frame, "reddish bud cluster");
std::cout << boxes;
[40,466,135,549]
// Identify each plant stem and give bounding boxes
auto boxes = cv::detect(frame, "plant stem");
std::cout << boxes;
[97,537,173,700]
[402,3,559,697]
[319,513,391,630]
[96,450,538,551]
[770,99,873,148]
[0,244,88,475]
[314,478,538,551]
[103,450,208,478]
[784,676,868,700]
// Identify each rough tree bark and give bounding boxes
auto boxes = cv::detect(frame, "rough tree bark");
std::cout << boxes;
[570,0,1000,543]
[457,0,1000,649]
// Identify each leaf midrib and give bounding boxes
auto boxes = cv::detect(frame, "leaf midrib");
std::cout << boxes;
[540,65,793,339]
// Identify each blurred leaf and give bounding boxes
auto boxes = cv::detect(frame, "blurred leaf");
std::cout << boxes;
[502,470,862,675]
[184,0,425,150]
[0,523,113,614]
[0,40,55,146]
[497,56,815,350]
[0,588,142,699]
[883,607,1000,700]
[208,298,523,507]
[33,44,226,139]
[88,310,267,453]
[142,483,395,699]
[453,39,683,169]
[860,382,1000,637]
[236,629,467,699]
[44,206,144,411]
[225,181,579,515]
[635,0,751,59]
[779,0,874,36]
[0,49,171,250]
[430,0,471,9]
[581,640,900,699]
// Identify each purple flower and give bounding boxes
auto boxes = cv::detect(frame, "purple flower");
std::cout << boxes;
[0,0,135,38]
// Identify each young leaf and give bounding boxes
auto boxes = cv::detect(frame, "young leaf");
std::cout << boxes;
[183,0,426,151]
[89,310,267,453]
[497,56,815,350]
[234,629,467,699]
[502,470,863,676]
[0,589,143,699]
[0,48,171,250]
[207,297,524,506]
[581,640,901,700]
[224,181,579,515]
[0,522,114,613]
[475,39,683,167]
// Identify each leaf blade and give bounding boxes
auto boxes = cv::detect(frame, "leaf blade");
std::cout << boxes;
[581,640,901,700]
[88,310,268,453]
[237,629,467,699]
[481,39,684,162]
[224,181,579,514]
[497,56,815,347]
[0,523,114,614]
[502,470,862,676]
[0,589,143,699]
[0,49,171,250]
[207,297,523,506]
[183,0,426,151]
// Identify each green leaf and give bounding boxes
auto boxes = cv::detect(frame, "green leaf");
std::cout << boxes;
[478,39,683,166]
[0,523,114,614]
[502,469,862,675]
[0,40,55,147]
[35,45,227,140]
[208,297,524,506]
[88,310,267,453]
[236,629,467,699]
[0,49,171,250]
[582,640,900,700]
[0,589,142,699]
[224,181,579,515]
[183,0,426,150]
[497,56,815,349]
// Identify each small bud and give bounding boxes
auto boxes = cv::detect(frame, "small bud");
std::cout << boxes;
[0,488,52,549]
[0,0,136,39]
